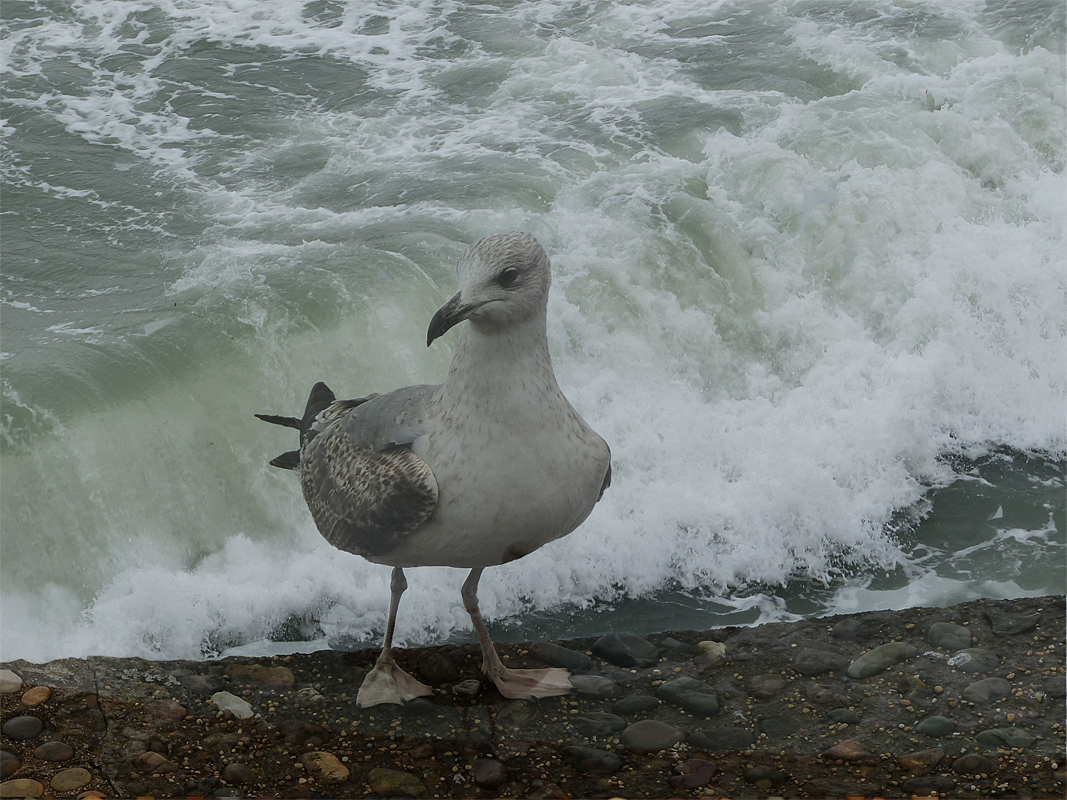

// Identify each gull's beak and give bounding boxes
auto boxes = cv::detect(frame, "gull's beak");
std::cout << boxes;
[426,292,487,346]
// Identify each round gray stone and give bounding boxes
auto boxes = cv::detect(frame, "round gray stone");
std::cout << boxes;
[2,715,44,740]
[793,648,849,676]
[916,715,955,738]
[953,754,997,775]
[926,622,972,651]
[568,674,622,698]
[612,694,659,716]
[655,677,720,717]
[529,642,593,672]
[560,745,623,775]
[1,750,20,779]
[948,647,1000,674]
[592,633,659,668]
[572,712,627,736]
[34,741,74,761]
[688,727,755,752]
[620,719,684,752]
[846,642,917,678]
[976,727,1036,750]
[961,677,1011,705]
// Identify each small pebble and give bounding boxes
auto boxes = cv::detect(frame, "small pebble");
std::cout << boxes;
[302,751,349,783]
[820,739,869,761]
[669,758,716,789]
[0,778,43,798]
[0,670,23,695]
[34,741,74,762]
[620,719,684,752]
[827,708,861,725]
[367,766,428,797]
[655,676,720,717]
[592,632,659,668]
[452,678,481,698]
[846,642,917,678]
[210,691,253,719]
[961,677,1012,705]
[49,767,91,792]
[926,622,972,651]
[471,757,508,788]
[20,687,50,707]
[953,753,997,775]
[221,763,257,784]
[1,716,43,741]
[916,715,955,737]
[897,747,944,772]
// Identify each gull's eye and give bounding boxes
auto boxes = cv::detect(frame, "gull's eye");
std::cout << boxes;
[498,267,520,287]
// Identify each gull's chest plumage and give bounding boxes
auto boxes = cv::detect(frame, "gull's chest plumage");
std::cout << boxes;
[376,383,609,568]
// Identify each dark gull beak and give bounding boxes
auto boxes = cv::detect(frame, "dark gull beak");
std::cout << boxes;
[427,292,486,346]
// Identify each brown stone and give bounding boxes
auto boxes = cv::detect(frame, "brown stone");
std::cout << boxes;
[302,751,349,784]
[0,778,44,798]
[820,740,869,761]
[50,768,92,792]
[367,767,426,797]
[34,741,74,761]
[897,747,944,773]
[20,686,51,707]
[146,700,187,720]
[135,751,177,775]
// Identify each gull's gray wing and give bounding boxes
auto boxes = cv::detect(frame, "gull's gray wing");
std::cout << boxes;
[299,384,439,558]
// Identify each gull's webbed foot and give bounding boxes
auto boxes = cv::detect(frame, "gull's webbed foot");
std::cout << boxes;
[356,656,433,707]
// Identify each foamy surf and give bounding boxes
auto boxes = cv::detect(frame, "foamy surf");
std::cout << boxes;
[1,0,1063,663]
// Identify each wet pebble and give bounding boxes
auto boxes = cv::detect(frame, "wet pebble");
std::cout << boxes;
[1,716,43,741]
[145,700,186,721]
[221,763,257,784]
[620,719,683,752]
[34,741,74,761]
[572,712,626,736]
[367,766,426,797]
[948,647,1000,673]
[846,642,917,678]
[984,608,1040,636]
[793,648,849,676]
[897,747,944,772]
[20,687,50,707]
[529,642,592,672]
[471,757,508,788]
[294,686,325,704]
[655,677,720,717]
[976,727,1036,749]
[926,622,972,651]
[560,745,623,775]
[916,715,956,737]
[826,708,861,725]
[747,673,786,698]
[210,691,253,719]
[49,767,91,792]
[820,739,869,761]
[452,679,481,698]
[902,775,956,795]
[136,751,178,775]
[612,694,658,715]
[961,676,1012,704]
[568,674,621,698]
[0,670,22,695]
[0,778,43,798]
[592,632,658,668]
[688,727,755,752]
[0,751,19,779]
[278,719,327,746]
[669,758,716,789]
[744,766,786,790]
[302,751,349,783]
[953,753,997,775]
[759,714,801,737]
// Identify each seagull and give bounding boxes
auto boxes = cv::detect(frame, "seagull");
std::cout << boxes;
[256,232,611,707]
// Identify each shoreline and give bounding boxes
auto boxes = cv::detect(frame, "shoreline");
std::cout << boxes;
[2,595,1064,798]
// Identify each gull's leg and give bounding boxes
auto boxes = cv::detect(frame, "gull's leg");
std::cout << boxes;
[461,568,571,700]
[356,567,433,707]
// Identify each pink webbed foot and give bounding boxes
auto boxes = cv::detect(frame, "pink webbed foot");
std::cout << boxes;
[356,656,433,707]
[485,662,571,700]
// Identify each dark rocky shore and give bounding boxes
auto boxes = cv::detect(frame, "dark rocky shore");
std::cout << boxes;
[2,595,1064,799]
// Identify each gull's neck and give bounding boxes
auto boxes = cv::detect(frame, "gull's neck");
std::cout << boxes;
[431,315,564,415]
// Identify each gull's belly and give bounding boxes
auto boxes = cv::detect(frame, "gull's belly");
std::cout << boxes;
[370,421,608,568]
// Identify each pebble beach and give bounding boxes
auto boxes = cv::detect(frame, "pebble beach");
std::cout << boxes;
[2,595,1064,799]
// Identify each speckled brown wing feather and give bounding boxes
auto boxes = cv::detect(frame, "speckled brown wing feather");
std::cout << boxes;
[298,395,438,559]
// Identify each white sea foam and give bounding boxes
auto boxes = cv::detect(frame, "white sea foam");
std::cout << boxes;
[1,0,1063,662]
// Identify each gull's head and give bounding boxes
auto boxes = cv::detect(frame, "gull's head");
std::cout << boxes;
[427,232,551,346]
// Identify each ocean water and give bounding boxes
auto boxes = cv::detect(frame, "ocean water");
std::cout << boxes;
[1,0,1064,664]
